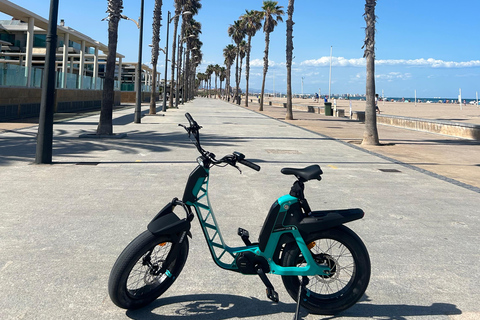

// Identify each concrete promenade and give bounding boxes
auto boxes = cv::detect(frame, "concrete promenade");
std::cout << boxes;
[1,98,479,319]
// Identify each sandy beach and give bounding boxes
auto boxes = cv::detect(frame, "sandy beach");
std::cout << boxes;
[258,96,480,125]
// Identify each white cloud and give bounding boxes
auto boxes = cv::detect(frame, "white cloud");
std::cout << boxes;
[376,72,412,81]
[299,56,480,68]
[250,58,283,67]
[301,57,365,67]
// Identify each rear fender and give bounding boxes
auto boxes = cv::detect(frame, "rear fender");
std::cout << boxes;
[298,208,364,238]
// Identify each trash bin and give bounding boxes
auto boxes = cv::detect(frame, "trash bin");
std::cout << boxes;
[324,102,333,116]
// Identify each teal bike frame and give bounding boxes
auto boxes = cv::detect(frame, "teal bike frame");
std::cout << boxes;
[184,166,330,277]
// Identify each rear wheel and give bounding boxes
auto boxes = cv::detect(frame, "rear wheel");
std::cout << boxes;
[281,226,370,315]
[108,231,189,309]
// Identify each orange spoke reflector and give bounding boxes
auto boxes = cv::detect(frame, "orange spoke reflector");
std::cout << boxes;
[307,242,315,249]
[158,242,167,247]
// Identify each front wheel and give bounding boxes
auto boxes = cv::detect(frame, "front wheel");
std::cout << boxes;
[108,231,189,309]
[281,225,370,315]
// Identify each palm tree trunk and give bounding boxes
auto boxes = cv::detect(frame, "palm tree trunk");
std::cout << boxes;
[169,14,180,108]
[226,65,231,100]
[149,0,162,115]
[185,51,190,102]
[362,0,379,145]
[238,58,243,105]
[245,35,252,107]
[285,0,295,120]
[235,51,239,103]
[260,32,270,112]
[97,0,122,135]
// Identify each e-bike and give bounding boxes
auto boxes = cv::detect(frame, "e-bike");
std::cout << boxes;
[108,113,371,317]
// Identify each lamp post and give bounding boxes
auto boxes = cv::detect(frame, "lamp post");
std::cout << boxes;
[134,0,144,123]
[35,0,59,164]
[162,11,192,112]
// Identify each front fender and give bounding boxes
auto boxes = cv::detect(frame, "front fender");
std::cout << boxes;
[147,200,192,238]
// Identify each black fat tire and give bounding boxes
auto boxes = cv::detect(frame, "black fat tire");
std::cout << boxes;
[281,226,370,315]
[108,231,189,309]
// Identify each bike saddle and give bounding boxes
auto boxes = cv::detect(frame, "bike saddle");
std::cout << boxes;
[281,165,323,182]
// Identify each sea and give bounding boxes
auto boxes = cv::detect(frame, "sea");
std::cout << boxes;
[345,96,479,104]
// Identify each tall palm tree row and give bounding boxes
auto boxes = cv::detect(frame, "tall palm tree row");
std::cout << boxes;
[179,0,202,104]
[187,38,202,101]
[97,0,124,135]
[227,20,246,105]
[259,1,284,112]
[285,0,294,120]
[223,44,236,101]
[183,16,202,103]
[240,9,262,107]
[190,49,203,98]
[149,0,163,115]
[362,0,380,145]
[168,0,183,109]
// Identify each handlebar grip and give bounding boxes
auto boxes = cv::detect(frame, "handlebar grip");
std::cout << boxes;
[239,159,261,171]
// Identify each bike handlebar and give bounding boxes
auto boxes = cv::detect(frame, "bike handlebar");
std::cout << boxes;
[180,113,261,172]
[238,159,261,172]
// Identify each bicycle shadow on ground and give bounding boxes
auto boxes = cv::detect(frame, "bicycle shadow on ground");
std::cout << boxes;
[125,293,462,320]
[125,294,297,319]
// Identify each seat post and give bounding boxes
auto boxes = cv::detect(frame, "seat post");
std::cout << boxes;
[289,180,312,215]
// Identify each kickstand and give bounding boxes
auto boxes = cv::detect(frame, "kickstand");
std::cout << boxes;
[293,276,309,320]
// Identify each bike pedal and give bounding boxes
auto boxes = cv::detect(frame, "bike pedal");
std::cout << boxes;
[237,228,252,246]
[237,227,249,237]
[266,287,279,303]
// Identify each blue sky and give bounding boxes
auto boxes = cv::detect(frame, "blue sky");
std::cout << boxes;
[2,0,480,98]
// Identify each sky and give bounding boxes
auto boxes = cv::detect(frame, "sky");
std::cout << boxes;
[2,0,480,98]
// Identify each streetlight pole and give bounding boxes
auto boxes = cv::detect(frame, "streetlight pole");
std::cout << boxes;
[35,0,59,164]
[134,0,144,123]
[162,11,171,112]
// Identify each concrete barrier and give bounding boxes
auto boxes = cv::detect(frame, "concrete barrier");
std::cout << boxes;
[352,111,365,122]
[377,114,480,140]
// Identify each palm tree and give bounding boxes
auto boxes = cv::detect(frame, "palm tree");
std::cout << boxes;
[97,0,124,135]
[219,66,226,98]
[238,40,247,97]
[285,0,294,120]
[362,0,380,145]
[213,64,220,98]
[223,44,236,101]
[205,64,214,98]
[259,1,284,111]
[240,10,262,107]
[228,20,246,104]
[149,0,163,115]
